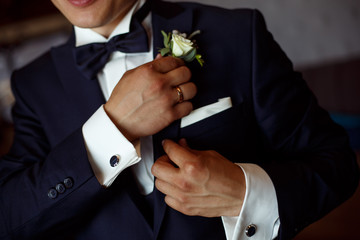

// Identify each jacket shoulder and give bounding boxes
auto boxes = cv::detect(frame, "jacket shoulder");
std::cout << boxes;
[10,41,71,106]
[10,35,73,89]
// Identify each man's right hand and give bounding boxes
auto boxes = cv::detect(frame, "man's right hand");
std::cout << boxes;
[104,56,196,142]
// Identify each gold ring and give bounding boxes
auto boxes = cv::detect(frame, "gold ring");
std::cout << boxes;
[175,86,184,103]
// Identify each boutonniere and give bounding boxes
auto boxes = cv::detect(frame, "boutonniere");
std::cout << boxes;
[159,30,205,67]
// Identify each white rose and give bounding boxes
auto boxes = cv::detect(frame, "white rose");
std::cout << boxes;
[171,33,194,57]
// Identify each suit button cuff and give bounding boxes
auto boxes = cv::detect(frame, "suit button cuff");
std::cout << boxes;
[64,177,74,188]
[56,183,66,194]
[48,188,58,199]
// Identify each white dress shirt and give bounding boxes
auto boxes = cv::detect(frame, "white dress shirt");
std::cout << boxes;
[80,1,280,239]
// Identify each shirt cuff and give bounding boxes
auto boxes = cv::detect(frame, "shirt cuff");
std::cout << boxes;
[221,163,280,240]
[82,105,141,187]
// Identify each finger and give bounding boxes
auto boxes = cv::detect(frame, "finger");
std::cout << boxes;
[178,139,199,155]
[162,139,196,168]
[155,53,162,60]
[164,196,188,215]
[155,178,181,197]
[165,195,240,217]
[172,101,193,120]
[155,154,172,164]
[151,56,185,73]
[173,82,197,104]
[163,195,200,217]
[166,65,192,87]
[178,138,190,149]
[156,178,202,199]
[152,155,179,181]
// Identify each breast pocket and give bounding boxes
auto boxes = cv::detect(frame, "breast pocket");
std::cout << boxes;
[179,102,256,160]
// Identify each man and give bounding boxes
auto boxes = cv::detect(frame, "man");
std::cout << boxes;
[0,0,358,239]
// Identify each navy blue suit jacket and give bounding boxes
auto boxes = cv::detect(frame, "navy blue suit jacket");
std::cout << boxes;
[1,1,358,239]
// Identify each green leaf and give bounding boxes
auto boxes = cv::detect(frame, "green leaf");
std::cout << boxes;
[195,54,205,67]
[161,30,171,48]
[170,41,174,54]
[183,48,197,62]
[160,48,171,56]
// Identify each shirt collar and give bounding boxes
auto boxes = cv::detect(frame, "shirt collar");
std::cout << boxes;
[74,0,146,47]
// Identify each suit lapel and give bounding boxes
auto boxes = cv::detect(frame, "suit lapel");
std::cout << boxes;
[151,0,194,155]
[50,31,106,119]
[151,1,195,238]
[151,0,193,56]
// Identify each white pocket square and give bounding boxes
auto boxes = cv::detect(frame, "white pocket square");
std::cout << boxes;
[180,97,232,128]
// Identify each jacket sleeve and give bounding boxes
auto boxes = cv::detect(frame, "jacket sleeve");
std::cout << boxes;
[249,10,359,240]
[0,71,104,239]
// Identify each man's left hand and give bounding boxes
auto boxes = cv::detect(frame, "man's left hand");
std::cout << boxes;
[151,139,246,217]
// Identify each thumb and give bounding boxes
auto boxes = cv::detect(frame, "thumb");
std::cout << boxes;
[178,138,193,152]
[178,138,201,155]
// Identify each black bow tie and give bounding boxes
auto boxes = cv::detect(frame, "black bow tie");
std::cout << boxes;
[75,0,151,80]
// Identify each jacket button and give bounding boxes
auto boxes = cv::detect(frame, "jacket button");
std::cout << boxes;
[64,177,73,189]
[110,155,120,167]
[245,224,257,237]
[48,188,58,199]
[56,183,66,194]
